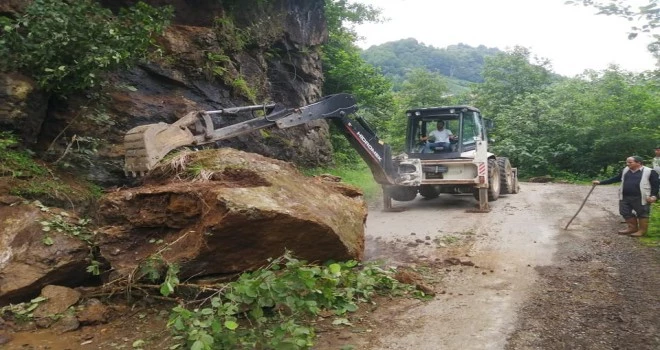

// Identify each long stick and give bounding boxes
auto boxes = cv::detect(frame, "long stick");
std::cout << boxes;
[564,184,597,230]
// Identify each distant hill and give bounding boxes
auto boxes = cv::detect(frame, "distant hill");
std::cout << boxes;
[361,39,502,92]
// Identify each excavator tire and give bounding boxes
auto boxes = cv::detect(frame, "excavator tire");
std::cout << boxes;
[472,158,501,202]
[387,186,418,202]
[419,185,440,199]
[497,157,513,194]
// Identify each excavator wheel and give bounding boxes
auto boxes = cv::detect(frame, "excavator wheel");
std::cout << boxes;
[497,157,514,194]
[386,186,418,202]
[419,185,440,199]
[472,158,501,202]
[487,158,501,201]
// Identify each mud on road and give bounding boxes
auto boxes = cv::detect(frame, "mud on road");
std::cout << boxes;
[315,182,660,350]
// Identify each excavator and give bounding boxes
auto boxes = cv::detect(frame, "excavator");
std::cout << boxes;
[124,93,518,212]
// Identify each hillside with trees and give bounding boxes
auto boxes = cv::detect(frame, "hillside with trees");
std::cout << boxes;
[360,39,502,91]
[328,1,659,180]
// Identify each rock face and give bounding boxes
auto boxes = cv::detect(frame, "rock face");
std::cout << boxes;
[27,0,332,187]
[0,73,49,145]
[0,202,90,305]
[97,148,366,279]
[0,0,27,17]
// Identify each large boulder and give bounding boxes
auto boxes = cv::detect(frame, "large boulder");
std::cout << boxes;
[0,200,90,305]
[97,148,366,279]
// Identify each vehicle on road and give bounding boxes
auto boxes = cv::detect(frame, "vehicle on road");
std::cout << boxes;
[123,94,518,211]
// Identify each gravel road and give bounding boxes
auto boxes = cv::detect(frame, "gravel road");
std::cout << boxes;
[317,182,660,350]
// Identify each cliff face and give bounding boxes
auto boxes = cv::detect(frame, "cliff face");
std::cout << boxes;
[1,0,332,186]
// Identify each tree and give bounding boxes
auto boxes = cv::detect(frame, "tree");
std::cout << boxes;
[397,68,451,108]
[567,0,659,64]
[473,46,553,117]
[0,0,172,95]
[361,39,503,87]
[321,1,397,166]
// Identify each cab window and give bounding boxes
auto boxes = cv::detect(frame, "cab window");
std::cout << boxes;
[461,112,479,147]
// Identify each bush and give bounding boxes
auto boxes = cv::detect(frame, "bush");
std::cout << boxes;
[0,0,172,95]
[168,253,416,349]
[0,131,46,178]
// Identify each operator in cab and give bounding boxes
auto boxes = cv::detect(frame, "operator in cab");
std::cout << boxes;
[421,121,457,153]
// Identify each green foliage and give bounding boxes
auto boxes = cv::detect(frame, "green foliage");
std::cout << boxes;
[0,0,172,95]
[0,133,102,203]
[10,177,72,199]
[205,52,230,78]
[398,68,451,108]
[213,17,249,53]
[38,203,94,244]
[361,39,503,87]
[160,264,180,297]
[204,15,263,101]
[302,164,380,201]
[473,46,659,178]
[0,296,48,323]
[231,77,257,103]
[36,202,100,278]
[0,132,47,178]
[168,252,416,350]
[86,260,101,276]
[473,46,553,117]
[324,0,382,35]
[321,4,396,167]
[642,203,660,246]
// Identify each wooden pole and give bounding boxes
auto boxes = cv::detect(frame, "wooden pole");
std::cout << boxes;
[564,184,597,230]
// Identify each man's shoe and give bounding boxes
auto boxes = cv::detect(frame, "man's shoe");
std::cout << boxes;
[618,218,638,235]
[630,218,649,237]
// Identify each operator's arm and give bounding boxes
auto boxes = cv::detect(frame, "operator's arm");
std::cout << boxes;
[593,170,623,185]
[425,130,438,142]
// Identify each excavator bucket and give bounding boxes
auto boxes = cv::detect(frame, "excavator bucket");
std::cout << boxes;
[123,121,196,176]
[121,96,358,176]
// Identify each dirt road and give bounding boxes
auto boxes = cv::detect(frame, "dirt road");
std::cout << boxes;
[315,182,660,350]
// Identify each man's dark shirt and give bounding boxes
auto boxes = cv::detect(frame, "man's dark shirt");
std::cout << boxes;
[600,168,660,198]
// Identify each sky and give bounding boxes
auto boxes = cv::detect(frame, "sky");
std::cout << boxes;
[350,0,658,77]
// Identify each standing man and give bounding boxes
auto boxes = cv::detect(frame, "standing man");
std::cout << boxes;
[653,146,660,173]
[593,156,659,237]
[421,121,457,153]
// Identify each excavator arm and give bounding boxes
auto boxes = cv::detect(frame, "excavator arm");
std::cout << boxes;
[123,93,396,185]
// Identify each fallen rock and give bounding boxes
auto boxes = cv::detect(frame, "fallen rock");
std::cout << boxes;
[528,175,553,183]
[33,285,81,319]
[458,257,475,266]
[0,202,90,305]
[53,314,80,334]
[76,299,109,325]
[0,333,12,345]
[444,257,475,266]
[97,149,367,279]
[394,269,435,296]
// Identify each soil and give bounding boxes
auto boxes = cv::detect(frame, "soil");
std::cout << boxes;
[3,182,659,350]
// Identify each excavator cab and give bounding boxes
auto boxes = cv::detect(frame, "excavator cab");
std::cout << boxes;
[405,106,486,157]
